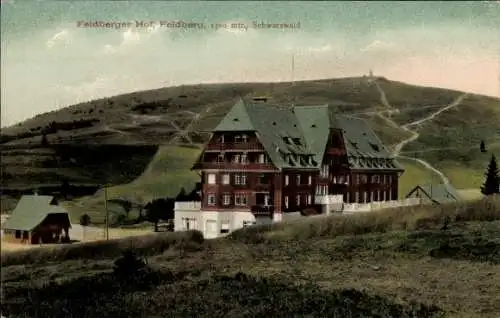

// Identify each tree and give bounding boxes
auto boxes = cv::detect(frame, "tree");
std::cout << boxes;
[175,187,188,201]
[480,140,486,153]
[41,133,48,146]
[144,198,174,232]
[79,214,91,241]
[60,179,70,200]
[480,154,500,196]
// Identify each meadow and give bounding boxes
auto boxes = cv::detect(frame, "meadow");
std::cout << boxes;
[1,196,499,317]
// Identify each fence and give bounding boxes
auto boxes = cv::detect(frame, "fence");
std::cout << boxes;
[342,198,421,214]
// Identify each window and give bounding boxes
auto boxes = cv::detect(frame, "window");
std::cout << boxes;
[382,175,386,184]
[377,190,381,201]
[235,194,248,206]
[388,190,392,201]
[321,165,329,178]
[346,175,350,184]
[355,191,360,203]
[220,221,230,234]
[363,191,368,203]
[240,153,248,163]
[370,191,374,202]
[233,154,240,163]
[243,220,256,227]
[346,192,350,203]
[339,175,345,184]
[207,194,216,205]
[234,135,241,143]
[234,174,247,185]
[356,174,360,184]
[360,174,368,184]
[207,173,216,184]
[307,194,312,205]
[241,134,248,142]
[333,175,337,184]
[308,174,312,185]
[182,217,197,231]
[217,154,225,162]
[258,174,269,184]
[258,154,266,163]
[222,193,231,206]
[284,196,289,209]
[388,175,393,184]
[296,175,301,185]
[296,194,301,206]
[23,231,29,239]
[285,175,289,186]
[222,174,230,185]
[15,230,21,239]
[382,190,386,201]
[371,175,379,183]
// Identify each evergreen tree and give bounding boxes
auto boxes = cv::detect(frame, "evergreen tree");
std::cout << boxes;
[480,140,486,153]
[41,133,48,146]
[480,154,500,195]
[175,187,188,201]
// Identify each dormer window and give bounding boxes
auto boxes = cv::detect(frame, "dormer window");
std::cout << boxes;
[234,135,241,143]
[241,134,248,143]
[258,153,266,163]
[369,142,379,152]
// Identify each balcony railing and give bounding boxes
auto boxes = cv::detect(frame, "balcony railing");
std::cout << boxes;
[199,162,277,170]
[206,142,265,151]
[251,205,274,215]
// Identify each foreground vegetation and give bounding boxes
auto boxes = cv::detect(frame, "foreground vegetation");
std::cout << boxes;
[2,196,499,317]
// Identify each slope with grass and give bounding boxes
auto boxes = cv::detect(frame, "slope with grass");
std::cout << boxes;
[1,77,499,216]
[1,197,499,317]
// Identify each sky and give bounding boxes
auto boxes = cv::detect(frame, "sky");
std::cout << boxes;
[1,1,499,127]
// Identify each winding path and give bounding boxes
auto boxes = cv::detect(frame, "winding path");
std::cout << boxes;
[373,80,468,188]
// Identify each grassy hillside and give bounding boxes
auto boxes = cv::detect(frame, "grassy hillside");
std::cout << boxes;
[63,145,201,223]
[1,76,499,215]
[2,197,499,317]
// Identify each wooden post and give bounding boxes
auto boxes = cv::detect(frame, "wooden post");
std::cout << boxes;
[104,185,109,240]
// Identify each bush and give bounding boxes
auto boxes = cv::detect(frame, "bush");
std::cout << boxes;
[1,230,205,266]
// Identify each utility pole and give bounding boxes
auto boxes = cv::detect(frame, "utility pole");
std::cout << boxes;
[104,185,109,240]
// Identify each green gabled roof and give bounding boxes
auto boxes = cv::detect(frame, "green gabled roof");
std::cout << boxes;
[407,184,462,204]
[213,98,256,131]
[1,195,70,231]
[245,102,315,169]
[293,105,331,167]
[209,100,403,172]
[336,116,403,171]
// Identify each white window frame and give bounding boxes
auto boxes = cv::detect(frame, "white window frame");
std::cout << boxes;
[296,175,301,185]
[235,194,248,206]
[296,194,301,206]
[241,134,248,142]
[235,173,247,185]
[307,194,312,205]
[241,153,248,163]
[285,175,289,186]
[233,154,240,163]
[363,191,368,203]
[355,191,359,203]
[222,174,230,185]
[377,190,381,201]
[258,154,265,163]
[207,193,216,206]
[220,221,230,234]
[308,174,312,185]
[207,173,216,184]
[284,196,289,209]
[222,193,231,206]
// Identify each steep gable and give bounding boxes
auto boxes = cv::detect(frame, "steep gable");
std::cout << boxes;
[2,195,70,231]
[213,99,256,132]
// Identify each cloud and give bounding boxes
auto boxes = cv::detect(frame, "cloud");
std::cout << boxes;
[360,40,396,53]
[46,29,70,49]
